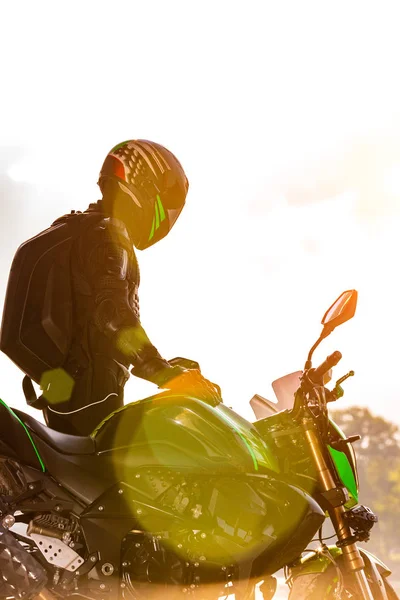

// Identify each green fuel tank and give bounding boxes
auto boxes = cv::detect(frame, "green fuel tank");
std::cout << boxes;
[91,394,325,575]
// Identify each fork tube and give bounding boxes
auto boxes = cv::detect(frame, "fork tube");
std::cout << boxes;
[302,418,374,600]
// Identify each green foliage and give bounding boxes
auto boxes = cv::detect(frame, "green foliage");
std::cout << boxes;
[331,406,400,574]
[332,407,400,458]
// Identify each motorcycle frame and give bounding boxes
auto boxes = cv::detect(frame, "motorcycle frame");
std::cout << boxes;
[0,456,139,598]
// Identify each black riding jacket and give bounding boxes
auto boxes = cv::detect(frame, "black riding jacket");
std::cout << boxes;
[66,200,181,387]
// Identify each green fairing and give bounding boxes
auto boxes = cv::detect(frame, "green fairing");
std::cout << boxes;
[329,419,347,441]
[254,413,360,509]
[0,398,45,472]
[92,395,280,475]
[328,445,358,503]
[215,406,260,472]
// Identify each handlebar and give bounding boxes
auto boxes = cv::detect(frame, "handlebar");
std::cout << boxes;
[309,351,342,383]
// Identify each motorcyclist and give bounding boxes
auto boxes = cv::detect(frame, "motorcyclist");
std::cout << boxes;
[41,139,221,436]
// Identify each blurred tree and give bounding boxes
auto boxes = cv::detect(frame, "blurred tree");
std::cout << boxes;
[331,406,400,573]
[332,406,400,458]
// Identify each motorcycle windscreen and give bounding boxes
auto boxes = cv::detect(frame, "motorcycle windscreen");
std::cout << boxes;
[271,371,303,410]
[250,394,279,420]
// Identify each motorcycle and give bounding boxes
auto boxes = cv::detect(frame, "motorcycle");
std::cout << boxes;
[0,290,396,599]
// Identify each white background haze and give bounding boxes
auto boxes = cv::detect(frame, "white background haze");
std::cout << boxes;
[1,1,400,427]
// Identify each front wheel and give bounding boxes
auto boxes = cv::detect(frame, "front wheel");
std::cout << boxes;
[288,566,398,599]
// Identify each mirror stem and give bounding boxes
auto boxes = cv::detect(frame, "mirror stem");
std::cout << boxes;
[304,328,333,371]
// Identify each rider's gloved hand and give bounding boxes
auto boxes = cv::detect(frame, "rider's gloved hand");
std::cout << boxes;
[160,369,222,407]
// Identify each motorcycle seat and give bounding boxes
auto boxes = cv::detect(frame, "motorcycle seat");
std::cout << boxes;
[13,409,96,455]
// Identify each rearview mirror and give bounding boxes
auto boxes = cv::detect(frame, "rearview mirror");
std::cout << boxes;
[321,289,358,333]
[304,289,358,370]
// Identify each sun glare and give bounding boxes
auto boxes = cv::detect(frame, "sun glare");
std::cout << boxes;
[7,162,29,183]
[383,164,400,197]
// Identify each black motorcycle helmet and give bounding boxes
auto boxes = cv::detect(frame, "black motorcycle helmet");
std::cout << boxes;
[98,140,189,250]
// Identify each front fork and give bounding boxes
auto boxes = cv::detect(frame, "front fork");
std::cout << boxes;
[302,418,375,600]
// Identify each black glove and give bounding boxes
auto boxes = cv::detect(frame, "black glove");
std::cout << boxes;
[159,369,222,407]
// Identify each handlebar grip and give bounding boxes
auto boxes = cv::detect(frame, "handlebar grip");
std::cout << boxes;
[309,351,342,383]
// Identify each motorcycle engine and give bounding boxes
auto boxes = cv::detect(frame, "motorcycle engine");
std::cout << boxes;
[120,531,237,599]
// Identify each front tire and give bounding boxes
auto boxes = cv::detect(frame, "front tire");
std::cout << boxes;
[288,566,398,599]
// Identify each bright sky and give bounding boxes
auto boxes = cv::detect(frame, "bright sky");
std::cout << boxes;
[1,0,400,427]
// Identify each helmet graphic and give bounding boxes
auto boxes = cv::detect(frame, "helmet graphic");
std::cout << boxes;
[98,140,189,250]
